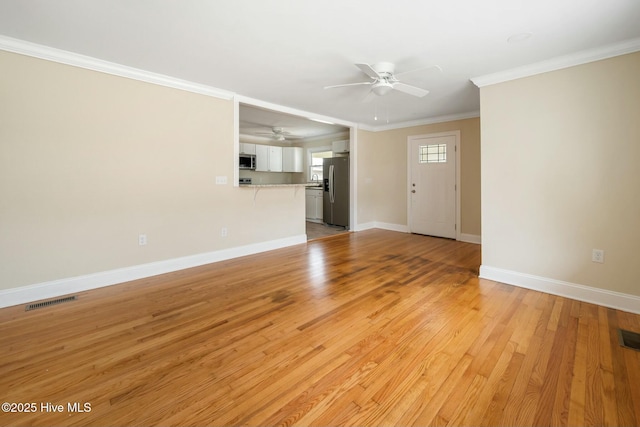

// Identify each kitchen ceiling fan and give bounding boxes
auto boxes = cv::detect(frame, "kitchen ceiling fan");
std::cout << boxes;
[324,62,438,98]
[254,126,303,142]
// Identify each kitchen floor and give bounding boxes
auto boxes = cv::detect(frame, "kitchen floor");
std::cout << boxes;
[305,221,348,240]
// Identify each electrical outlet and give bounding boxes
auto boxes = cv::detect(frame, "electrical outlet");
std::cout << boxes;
[592,249,604,263]
[215,176,228,185]
[221,227,228,238]
[139,234,147,246]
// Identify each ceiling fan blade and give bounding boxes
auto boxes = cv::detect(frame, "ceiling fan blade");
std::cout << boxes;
[355,63,381,79]
[324,81,373,90]
[393,82,429,97]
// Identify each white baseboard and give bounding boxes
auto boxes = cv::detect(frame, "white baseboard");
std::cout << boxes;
[480,265,640,315]
[459,233,481,244]
[356,223,480,243]
[353,221,409,233]
[374,222,410,233]
[353,221,376,232]
[0,234,307,309]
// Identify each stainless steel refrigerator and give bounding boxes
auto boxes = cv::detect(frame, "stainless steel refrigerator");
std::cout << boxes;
[323,157,349,228]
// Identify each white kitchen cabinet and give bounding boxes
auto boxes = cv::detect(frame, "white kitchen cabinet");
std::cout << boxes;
[332,139,349,153]
[269,146,283,172]
[305,188,323,221]
[305,193,314,218]
[239,142,256,155]
[255,144,269,171]
[255,145,283,172]
[282,147,303,172]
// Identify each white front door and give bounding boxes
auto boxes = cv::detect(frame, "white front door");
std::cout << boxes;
[408,133,457,238]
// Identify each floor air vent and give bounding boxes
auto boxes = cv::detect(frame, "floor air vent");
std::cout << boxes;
[25,295,77,311]
[618,329,640,351]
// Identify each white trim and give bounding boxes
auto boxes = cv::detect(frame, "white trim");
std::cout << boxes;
[355,223,477,243]
[0,35,480,133]
[0,234,306,309]
[459,233,481,244]
[349,126,358,231]
[407,130,461,241]
[233,96,240,187]
[359,111,480,132]
[479,265,640,315]
[374,222,410,233]
[353,221,376,232]
[455,133,461,242]
[0,35,235,100]
[471,37,640,88]
[353,222,409,233]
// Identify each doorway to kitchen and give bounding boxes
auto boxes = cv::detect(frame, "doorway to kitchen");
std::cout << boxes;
[237,102,355,241]
[305,147,349,241]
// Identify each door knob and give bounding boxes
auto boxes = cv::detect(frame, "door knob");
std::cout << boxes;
[411,190,416,193]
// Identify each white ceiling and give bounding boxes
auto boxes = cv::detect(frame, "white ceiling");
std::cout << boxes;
[1,0,640,132]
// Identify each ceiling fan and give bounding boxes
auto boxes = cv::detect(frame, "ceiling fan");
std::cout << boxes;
[325,62,437,98]
[253,126,302,142]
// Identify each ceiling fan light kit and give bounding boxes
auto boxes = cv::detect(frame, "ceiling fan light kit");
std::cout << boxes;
[372,81,394,96]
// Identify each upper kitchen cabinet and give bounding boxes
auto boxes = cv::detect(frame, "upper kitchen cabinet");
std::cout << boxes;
[283,147,303,172]
[256,144,283,172]
[269,146,283,172]
[332,140,349,153]
[239,142,256,155]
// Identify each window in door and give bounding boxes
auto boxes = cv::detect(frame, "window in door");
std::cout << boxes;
[419,144,447,163]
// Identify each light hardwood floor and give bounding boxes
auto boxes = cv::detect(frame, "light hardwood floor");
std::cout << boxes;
[1,230,639,426]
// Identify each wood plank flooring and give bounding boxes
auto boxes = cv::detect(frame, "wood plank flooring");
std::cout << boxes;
[1,229,639,426]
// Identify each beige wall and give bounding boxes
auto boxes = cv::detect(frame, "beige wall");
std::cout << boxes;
[0,48,481,295]
[356,118,481,235]
[0,51,305,290]
[480,52,640,297]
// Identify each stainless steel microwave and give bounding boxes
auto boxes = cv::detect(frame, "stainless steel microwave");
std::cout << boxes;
[239,154,256,170]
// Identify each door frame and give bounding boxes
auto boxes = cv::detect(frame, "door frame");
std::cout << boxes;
[407,130,461,240]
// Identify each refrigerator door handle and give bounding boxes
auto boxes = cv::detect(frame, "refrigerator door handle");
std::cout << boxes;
[329,164,335,203]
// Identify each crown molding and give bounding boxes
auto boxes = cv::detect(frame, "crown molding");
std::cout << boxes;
[358,110,480,132]
[471,37,640,88]
[0,35,235,100]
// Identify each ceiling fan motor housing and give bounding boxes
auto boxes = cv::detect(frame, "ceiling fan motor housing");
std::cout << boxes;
[372,61,395,75]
